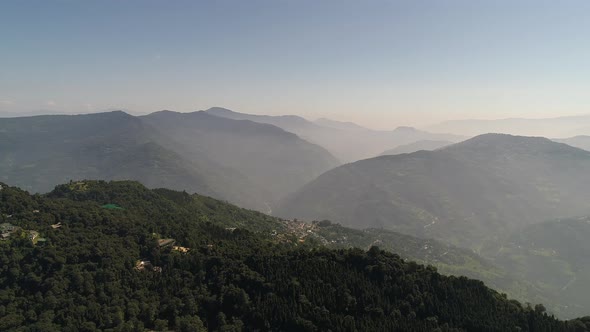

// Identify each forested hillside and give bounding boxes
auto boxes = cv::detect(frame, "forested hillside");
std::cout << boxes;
[305,221,552,310]
[277,134,590,249]
[142,110,339,206]
[0,111,264,209]
[484,217,590,319]
[0,111,339,211]
[1,181,586,331]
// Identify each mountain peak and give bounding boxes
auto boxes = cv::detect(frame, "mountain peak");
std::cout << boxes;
[203,107,312,128]
[393,126,419,133]
[204,107,237,116]
[146,110,180,117]
[106,110,131,115]
[453,133,552,147]
[443,133,553,152]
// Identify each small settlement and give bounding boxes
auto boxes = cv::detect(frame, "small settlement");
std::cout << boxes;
[0,223,19,240]
[134,237,191,273]
[1,223,46,244]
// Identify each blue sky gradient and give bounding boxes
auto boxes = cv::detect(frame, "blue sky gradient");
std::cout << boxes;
[1,0,590,128]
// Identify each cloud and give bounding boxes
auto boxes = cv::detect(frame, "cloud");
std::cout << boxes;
[0,99,14,105]
[46,100,56,106]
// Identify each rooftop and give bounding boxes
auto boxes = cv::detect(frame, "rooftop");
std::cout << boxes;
[158,238,176,248]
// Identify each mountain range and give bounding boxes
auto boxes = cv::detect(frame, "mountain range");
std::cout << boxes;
[554,136,590,152]
[0,110,339,211]
[5,108,590,320]
[141,110,339,207]
[206,107,464,162]
[276,134,590,249]
[379,140,453,156]
[428,115,590,137]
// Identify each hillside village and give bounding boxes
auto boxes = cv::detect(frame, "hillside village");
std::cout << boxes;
[1,222,46,244]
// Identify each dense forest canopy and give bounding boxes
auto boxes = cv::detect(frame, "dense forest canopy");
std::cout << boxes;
[1,180,589,331]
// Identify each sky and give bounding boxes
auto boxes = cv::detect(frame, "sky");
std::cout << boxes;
[1,0,590,129]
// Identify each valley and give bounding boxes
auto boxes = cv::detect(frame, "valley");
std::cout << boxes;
[4,1,590,329]
[4,110,590,321]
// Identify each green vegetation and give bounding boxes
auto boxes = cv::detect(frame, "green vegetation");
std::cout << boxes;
[276,134,590,318]
[481,217,590,319]
[101,204,124,210]
[0,110,339,211]
[0,111,223,205]
[292,220,565,318]
[142,110,339,208]
[277,134,590,249]
[1,180,586,331]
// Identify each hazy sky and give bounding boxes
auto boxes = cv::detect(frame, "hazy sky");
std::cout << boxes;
[2,0,590,129]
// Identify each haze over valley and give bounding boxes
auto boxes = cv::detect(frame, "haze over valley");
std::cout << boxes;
[5,107,590,321]
[4,0,590,330]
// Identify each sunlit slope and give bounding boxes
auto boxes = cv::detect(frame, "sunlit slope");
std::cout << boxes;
[0,180,583,330]
[277,134,590,248]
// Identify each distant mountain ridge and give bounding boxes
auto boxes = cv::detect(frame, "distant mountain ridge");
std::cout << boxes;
[0,110,339,211]
[554,136,590,151]
[206,107,464,162]
[314,117,369,131]
[276,134,590,249]
[205,107,312,133]
[141,110,339,205]
[429,114,590,137]
[380,140,453,156]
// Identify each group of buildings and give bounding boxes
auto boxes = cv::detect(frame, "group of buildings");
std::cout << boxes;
[1,223,45,243]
